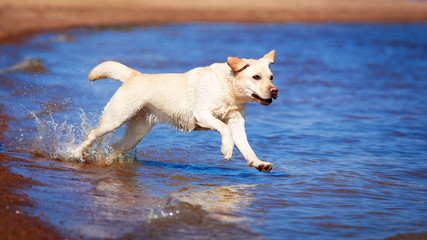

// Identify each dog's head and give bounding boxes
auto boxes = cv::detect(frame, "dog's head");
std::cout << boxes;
[227,50,278,106]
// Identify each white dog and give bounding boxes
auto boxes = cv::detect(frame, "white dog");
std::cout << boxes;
[70,50,278,172]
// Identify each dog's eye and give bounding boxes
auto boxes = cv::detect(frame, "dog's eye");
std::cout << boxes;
[253,75,261,80]
[270,75,273,81]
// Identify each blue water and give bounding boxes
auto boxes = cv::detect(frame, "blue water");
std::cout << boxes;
[1,24,426,239]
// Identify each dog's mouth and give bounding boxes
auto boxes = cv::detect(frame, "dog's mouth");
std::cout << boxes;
[252,93,273,106]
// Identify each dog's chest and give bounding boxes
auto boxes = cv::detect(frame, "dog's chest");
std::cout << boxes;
[211,103,242,121]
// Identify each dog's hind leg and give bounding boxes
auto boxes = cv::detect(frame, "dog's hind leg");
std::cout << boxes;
[108,113,154,162]
[70,91,142,161]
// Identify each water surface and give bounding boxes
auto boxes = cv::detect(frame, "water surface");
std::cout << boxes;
[1,24,427,239]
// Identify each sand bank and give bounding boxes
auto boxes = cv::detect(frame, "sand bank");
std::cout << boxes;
[1,0,427,43]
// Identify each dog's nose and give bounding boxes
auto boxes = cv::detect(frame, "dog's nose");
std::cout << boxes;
[270,86,278,99]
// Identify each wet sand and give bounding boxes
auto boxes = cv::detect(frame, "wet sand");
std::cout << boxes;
[0,153,65,240]
[1,0,427,43]
[0,102,65,238]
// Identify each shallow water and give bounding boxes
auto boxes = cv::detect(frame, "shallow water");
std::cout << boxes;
[1,24,427,239]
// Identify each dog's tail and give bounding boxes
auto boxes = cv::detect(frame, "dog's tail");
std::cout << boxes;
[88,61,139,82]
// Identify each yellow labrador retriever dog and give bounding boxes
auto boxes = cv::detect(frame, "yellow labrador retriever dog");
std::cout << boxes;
[70,50,278,172]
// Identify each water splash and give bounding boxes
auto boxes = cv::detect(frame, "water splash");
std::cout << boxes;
[27,109,137,164]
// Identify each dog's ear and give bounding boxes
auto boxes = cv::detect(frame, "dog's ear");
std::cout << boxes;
[227,57,249,72]
[261,50,275,64]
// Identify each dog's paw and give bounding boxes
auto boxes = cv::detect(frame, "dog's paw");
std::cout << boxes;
[221,138,234,161]
[69,148,83,161]
[222,146,233,161]
[104,151,122,165]
[104,159,114,165]
[249,161,273,172]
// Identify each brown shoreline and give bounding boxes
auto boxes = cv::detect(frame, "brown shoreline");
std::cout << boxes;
[0,153,65,240]
[1,0,427,43]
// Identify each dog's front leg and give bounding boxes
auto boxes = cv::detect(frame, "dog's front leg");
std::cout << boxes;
[194,112,234,160]
[228,113,273,172]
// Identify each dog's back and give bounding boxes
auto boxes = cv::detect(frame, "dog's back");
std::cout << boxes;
[88,61,237,132]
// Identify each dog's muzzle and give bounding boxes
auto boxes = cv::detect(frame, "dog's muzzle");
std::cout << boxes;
[252,87,278,106]
[270,86,279,99]
[252,93,273,106]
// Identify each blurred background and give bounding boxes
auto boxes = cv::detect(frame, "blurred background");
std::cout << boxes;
[1,0,427,43]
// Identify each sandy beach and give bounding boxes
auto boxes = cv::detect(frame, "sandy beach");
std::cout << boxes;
[1,0,427,43]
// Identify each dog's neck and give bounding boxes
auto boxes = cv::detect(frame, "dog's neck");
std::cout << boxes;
[208,62,251,107]
[215,65,247,106]
[228,75,246,104]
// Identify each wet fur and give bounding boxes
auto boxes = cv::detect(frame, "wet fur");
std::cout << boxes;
[70,50,278,172]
